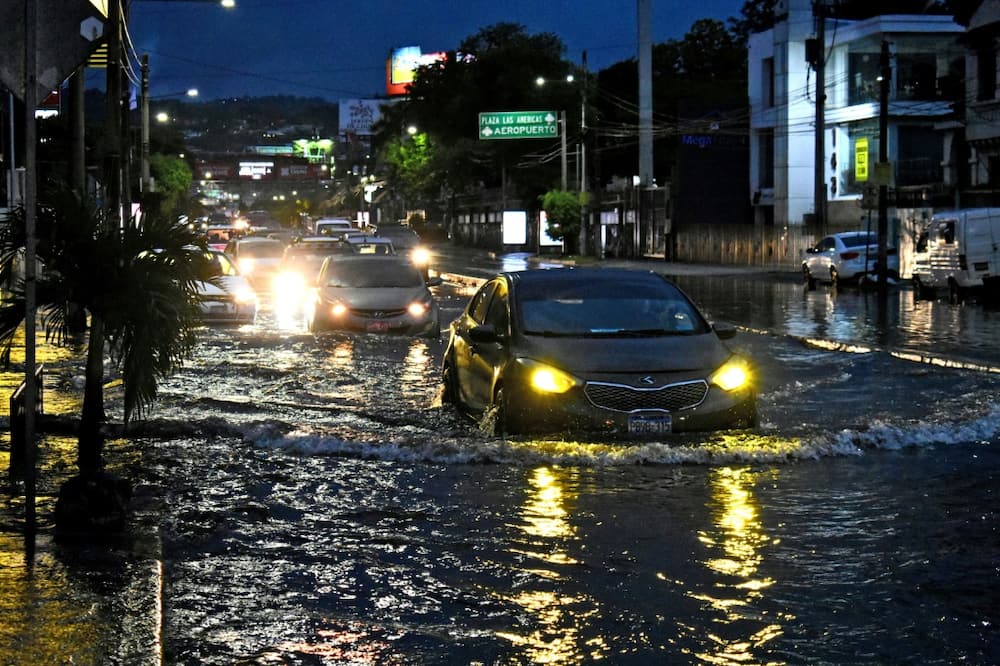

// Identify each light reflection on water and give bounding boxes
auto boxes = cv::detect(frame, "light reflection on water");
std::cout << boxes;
[690,466,784,665]
[497,465,602,664]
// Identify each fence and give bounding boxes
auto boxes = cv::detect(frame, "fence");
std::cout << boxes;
[8,364,43,480]
[672,224,815,268]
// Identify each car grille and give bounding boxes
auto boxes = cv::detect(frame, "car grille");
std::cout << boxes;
[352,308,407,319]
[584,380,708,413]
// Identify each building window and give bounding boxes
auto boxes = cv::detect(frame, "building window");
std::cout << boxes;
[762,57,775,108]
[895,53,937,101]
[849,51,881,105]
[977,46,997,102]
[989,155,1000,188]
[758,129,774,189]
[897,126,943,186]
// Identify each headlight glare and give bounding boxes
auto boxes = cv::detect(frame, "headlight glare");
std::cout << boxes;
[407,301,427,317]
[233,285,256,304]
[411,246,431,267]
[710,359,750,392]
[518,359,579,394]
[331,303,348,317]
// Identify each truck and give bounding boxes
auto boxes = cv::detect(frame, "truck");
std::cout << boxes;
[911,208,1000,304]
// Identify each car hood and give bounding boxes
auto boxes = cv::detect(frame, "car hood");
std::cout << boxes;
[320,285,430,308]
[515,332,731,373]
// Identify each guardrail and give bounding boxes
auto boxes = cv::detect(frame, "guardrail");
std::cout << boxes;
[8,364,43,480]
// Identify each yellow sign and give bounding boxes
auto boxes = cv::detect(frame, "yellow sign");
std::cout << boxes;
[855,137,868,182]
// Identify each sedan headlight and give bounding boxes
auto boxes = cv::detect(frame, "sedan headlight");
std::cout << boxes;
[411,246,431,267]
[407,301,428,317]
[238,257,256,274]
[517,358,580,394]
[709,358,751,392]
[233,285,257,305]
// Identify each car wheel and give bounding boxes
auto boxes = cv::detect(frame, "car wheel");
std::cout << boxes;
[949,280,964,305]
[441,361,460,406]
[913,276,933,301]
[803,265,817,290]
[491,386,516,436]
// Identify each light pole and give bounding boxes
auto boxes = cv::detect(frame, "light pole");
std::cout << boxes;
[139,53,197,195]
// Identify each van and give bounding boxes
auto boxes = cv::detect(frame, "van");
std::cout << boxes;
[912,208,1000,303]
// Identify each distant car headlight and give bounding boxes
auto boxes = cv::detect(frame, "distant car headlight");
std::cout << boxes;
[411,246,431,267]
[233,285,257,305]
[238,257,255,274]
[517,358,580,394]
[710,358,751,392]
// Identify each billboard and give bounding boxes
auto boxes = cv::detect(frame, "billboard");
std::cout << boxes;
[339,98,382,136]
[385,46,446,96]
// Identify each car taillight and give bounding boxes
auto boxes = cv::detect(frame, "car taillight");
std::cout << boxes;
[840,251,860,260]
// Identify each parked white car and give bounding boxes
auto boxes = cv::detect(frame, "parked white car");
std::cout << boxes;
[802,231,898,289]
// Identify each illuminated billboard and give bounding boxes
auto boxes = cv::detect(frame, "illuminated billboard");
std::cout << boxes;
[339,99,382,136]
[386,46,446,96]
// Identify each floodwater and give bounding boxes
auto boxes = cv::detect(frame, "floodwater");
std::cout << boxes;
[122,272,1000,665]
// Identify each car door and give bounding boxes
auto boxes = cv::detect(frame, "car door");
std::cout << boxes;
[452,279,502,411]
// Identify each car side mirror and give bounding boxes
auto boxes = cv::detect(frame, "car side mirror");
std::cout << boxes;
[805,247,818,255]
[469,323,499,343]
[712,321,737,340]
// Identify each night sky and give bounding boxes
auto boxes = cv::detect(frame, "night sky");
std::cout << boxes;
[112,0,747,102]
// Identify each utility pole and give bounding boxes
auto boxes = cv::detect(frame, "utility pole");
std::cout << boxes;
[877,39,890,299]
[104,0,122,221]
[141,54,150,197]
[813,1,827,234]
[579,50,588,256]
[637,0,652,257]
[22,0,40,541]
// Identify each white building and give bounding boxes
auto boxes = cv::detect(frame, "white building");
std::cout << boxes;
[962,0,1000,205]
[748,0,964,228]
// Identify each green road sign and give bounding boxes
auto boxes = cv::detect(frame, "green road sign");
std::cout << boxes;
[479,111,558,140]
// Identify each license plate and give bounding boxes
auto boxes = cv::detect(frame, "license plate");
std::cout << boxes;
[208,304,230,314]
[366,320,390,332]
[628,413,672,434]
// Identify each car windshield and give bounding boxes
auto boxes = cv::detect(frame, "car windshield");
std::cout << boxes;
[284,241,351,258]
[240,242,284,258]
[517,279,707,336]
[199,252,239,279]
[323,261,423,288]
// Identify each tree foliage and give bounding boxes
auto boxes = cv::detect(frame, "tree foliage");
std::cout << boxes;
[374,23,576,211]
[0,186,206,473]
[149,152,193,218]
[540,189,585,244]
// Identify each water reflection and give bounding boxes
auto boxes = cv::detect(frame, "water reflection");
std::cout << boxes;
[689,467,783,665]
[678,275,1000,367]
[0,535,113,664]
[497,466,604,663]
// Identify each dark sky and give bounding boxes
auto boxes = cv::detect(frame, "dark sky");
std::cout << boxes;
[112,0,747,102]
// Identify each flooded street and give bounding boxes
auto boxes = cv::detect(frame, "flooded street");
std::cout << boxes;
[123,265,1000,665]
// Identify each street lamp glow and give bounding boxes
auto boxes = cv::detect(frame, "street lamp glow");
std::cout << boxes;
[155,111,169,123]
[185,88,199,97]
[407,125,418,135]
[220,0,235,6]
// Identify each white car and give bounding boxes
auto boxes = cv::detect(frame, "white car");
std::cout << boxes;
[195,250,258,325]
[802,232,899,289]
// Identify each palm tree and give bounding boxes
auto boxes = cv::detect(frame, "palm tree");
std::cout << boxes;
[0,186,206,480]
